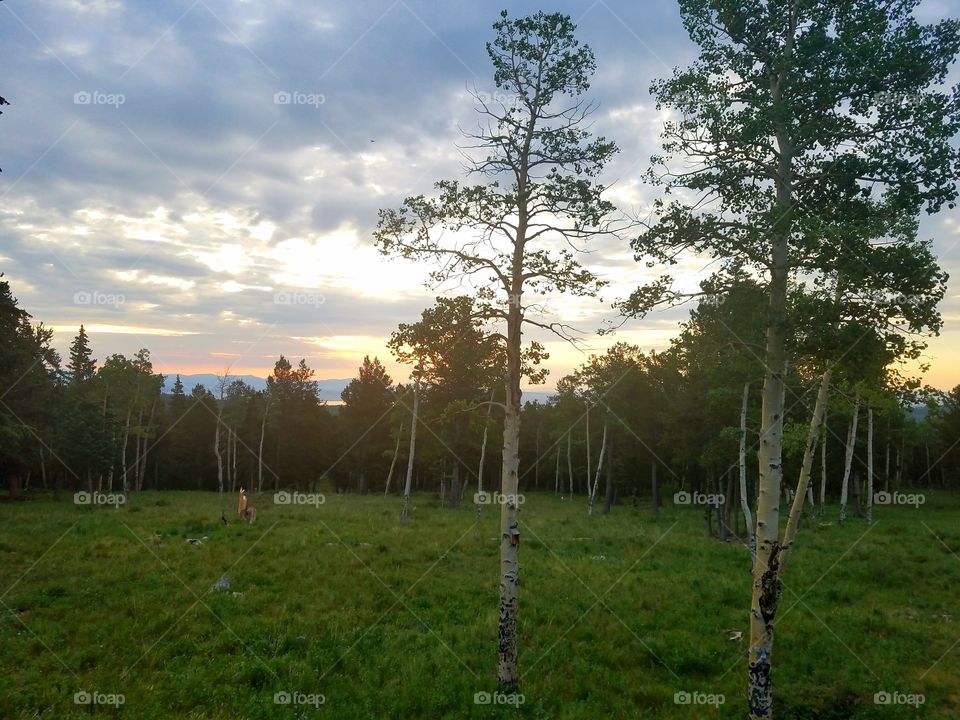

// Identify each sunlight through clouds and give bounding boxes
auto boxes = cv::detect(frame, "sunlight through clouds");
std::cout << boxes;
[2,0,957,389]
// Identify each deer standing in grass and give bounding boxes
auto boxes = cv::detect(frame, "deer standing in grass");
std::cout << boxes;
[237,487,256,524]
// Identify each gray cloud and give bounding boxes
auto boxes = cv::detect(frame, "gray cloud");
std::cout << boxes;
[3,0,959,386]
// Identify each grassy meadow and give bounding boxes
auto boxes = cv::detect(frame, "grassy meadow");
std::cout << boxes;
[1,489,958,719]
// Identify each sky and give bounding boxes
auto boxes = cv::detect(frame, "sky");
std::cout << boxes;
[3,0,960,391]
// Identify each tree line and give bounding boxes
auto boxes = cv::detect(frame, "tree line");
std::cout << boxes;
[1,278,956,507]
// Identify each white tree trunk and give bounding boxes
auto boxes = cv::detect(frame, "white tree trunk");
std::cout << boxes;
[780,370,831,572]
[385,421,403,496]
[602,433,615,515]
[215,375,228,497]
[584,407,591,497]
[139,435,147,491]
[566,430,574,495]
[747,225,789,719]
[132,434,141,493]
[494,226,530,689]
[225,428,232,491]
[138,395,157,492]
[839,396,860,526]
[497,373,522,690]
[866,408,874,524]
[214,412,223,498]
[587,417,607,516]
[651,459,660,517]
[120,408,132,494]
[257,400,269,493]
[739,382,755,565]
[132,407,143,491]
[884,433,891,493]
[230,429,235,491]
[400,384,419,524]
[476,389,494,520]
[819,408,827,517]
[554,445,560,494]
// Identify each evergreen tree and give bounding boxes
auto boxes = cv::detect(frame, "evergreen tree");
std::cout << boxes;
[340,356,395,493]
[67,325,97,384]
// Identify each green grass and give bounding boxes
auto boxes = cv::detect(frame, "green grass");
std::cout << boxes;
[1,490,958,719]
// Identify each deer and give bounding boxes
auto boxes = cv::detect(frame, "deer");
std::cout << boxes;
[237,487,257,524]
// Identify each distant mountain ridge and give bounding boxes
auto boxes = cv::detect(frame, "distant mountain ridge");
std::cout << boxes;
[163,374,556,405]
[162,374,350,402]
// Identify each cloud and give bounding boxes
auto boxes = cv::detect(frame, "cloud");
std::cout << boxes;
[3,0,959,388]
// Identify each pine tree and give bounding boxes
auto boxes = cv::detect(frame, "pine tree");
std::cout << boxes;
[67,325,97,384]
[341,356,395,494]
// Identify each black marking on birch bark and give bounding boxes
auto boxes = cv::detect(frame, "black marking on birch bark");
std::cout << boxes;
[759,543,782,624]
[497,585,518,691]
[749,542,782,718]
[748,651,773,718]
